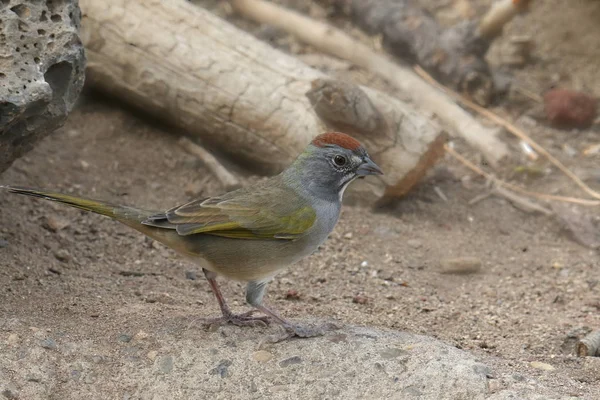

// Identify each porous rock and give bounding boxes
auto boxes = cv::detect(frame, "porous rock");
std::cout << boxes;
[0,0,85,173]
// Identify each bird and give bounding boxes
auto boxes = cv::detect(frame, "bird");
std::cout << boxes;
[1,132,383,339]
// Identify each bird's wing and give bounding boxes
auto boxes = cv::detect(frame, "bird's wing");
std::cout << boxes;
[143,183,316,240]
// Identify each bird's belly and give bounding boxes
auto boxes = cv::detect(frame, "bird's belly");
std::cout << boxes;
[181,233,324,282]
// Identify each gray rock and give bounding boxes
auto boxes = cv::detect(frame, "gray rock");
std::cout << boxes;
[155,355,173,374]
[0,0,85,173]
[0,325,582,399]
[278,356,302,368]
[209,359,232,378]
[185,270,197,280]
[39,338,56,350]
[117,334,132,343]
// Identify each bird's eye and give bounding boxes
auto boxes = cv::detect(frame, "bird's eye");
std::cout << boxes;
[333,155,347,167]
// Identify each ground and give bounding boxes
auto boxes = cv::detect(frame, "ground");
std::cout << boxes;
[1,0,600,399]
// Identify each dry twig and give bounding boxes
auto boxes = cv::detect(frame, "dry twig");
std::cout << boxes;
[444,144,600,207]
[415,66,600,203]
[492,185,552,215]
[178,137,241,191]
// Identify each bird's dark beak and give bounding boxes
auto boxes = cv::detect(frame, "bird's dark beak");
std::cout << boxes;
[357,158,384,176]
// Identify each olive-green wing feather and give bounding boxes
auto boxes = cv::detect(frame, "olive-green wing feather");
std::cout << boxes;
[143,182,316,240]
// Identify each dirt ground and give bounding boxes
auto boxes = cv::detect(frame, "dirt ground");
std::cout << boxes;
[1,0,600,398]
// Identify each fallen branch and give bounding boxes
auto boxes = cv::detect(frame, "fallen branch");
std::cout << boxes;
[79,0,445,201]
[415,66,600,202]
[231,0,510,168]
[577,330,600,357]
[178,137,241,191]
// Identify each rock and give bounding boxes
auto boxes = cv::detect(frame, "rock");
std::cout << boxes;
[43,216,70,232]
[278,356,302,368]
[352,295,369,304]
[529,361,555,371]
[439,257,482,274]
[134,331,149,340]
[144,292,175,304]
[39,338,56,350]
[185,270,197,280]
[0,0,85,173]
[117,334,132,343]
[53,249,71,263]
[544,88,597,129]
[0,325,575,398]
[209,359,232,378]
[252,350,273,363]
[155,355,173,374]
[7,334,19,345]
[0,239,8,248]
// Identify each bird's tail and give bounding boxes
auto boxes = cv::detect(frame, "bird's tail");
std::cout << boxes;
[0,185,158,226]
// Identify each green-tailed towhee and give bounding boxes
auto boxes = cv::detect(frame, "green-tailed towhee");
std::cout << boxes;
[1,132,383,339]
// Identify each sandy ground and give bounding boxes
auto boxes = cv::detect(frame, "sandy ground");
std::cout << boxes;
[1,0,600,398]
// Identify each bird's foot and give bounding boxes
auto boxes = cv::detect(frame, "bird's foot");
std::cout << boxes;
[202,310,271,329]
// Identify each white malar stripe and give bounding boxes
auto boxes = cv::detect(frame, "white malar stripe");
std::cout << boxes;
[339,176,357,201]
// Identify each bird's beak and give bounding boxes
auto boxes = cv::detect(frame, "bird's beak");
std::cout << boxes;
[357,158,384,176]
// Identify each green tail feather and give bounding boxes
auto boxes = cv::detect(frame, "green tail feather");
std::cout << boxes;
[0,185,157,223]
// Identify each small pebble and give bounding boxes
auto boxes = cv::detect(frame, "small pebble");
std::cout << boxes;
[7,334,19,345]
[360,261,369,268]
[54,249,71,263]
[439,257,482,275]
[145,292,175,304]
[343,232,353,239]
[118,334,132,343]
[156,355,174,374]
[529,361,555,371]
[147,351,158,360]
[544,88,597,129]
[285,289,301,300]
[353,295,368,304]
[44,216,70,232]
[40,338,57,350]
[0,239,8,248]
[278,356,302,368]
[134,331,149,340]
[252,350,273,363]
[185,270,197,280]
[209,359,232,378]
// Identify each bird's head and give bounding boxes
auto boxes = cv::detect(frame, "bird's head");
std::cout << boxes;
[284,132,383,202]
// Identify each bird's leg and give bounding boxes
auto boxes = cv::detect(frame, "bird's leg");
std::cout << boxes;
[246,280,326,340]
[201,269,270,327]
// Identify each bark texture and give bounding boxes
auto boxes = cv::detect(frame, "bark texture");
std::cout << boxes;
[80,0,445,199]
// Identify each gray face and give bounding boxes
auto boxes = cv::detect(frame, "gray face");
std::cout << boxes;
[285,144,383,203]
